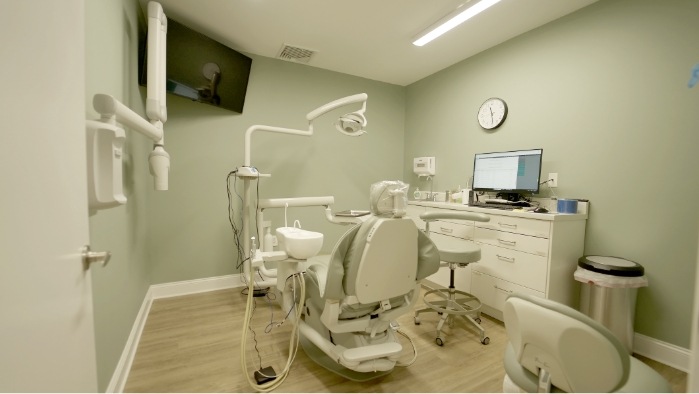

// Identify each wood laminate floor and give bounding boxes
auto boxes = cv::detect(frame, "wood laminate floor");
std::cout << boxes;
[125,287,687,393]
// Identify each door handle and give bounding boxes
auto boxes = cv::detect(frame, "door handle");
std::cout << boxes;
[82,245,111,269]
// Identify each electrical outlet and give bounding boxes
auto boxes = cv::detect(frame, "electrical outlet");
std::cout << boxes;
[548,173,558,187]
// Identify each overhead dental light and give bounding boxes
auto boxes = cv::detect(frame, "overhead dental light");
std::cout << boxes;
[412,0,501,47]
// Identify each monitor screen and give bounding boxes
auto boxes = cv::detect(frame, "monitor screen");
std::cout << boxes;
[472,149,543,194]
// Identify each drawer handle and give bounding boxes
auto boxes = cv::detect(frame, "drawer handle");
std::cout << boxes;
[494,285,512,294]
[439,227,453,234]
[496,254,515,263]
[497,238,516,246]
[498,222,518,229]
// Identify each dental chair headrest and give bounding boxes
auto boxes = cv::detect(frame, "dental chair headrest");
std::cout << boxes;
[369,180,409,217]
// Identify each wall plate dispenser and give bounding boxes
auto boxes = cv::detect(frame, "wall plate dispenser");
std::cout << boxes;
[413,156,436,177]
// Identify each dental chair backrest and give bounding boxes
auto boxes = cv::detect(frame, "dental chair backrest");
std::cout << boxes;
[321,180,439,307]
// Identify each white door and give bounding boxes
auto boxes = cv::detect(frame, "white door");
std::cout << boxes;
[0,0,98,391]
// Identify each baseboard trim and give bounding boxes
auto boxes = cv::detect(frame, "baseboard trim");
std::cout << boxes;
[634,333,690,373]
[150,274,244,299]
[105,287,154,393]
[106,274,244,392]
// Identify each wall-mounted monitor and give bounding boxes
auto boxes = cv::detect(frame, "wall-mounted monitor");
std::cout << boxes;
[472,148,543,199]
[139,18,252,113]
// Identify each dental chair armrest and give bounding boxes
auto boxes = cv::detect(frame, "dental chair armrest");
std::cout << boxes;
[325,208,364,225]
[420,211,490,223]
[307,255,330,298]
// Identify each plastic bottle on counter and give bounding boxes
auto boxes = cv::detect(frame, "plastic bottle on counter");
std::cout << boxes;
[263,227,274,252]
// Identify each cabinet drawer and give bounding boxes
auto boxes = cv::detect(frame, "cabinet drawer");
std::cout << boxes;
[474,227,549,257]
[471,271,545,315]
[476,215,550,238]
[472,244,548,292]
[429,220,474,240]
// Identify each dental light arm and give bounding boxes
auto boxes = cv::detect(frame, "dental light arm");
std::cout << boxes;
[243,93,368,166]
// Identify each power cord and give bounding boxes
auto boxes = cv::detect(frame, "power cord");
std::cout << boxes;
[539,178,558,199]
[227,170,246,270]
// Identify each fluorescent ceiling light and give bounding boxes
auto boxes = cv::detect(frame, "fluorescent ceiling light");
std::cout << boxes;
[413,0,502,47]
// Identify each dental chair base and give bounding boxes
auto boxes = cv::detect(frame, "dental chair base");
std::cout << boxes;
[300,263,420,381]
[298,318,402,382]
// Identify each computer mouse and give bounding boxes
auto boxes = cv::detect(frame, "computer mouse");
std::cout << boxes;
[534,207,549,213]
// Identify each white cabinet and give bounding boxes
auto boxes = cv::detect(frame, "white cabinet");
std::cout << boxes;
[408,201,587,321]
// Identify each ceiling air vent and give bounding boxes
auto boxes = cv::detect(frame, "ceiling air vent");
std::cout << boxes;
[277,44,316,64]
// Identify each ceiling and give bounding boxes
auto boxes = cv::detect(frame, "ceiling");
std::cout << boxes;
[143,0,598,86]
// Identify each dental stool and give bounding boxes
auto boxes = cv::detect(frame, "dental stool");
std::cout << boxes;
[414,211,491,346]
[300,180,440,381]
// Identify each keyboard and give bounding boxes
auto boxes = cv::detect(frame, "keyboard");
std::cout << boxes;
[472,201,531,209]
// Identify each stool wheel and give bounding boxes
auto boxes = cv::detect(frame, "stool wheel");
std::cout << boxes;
[481,337,490,345]
[436,337,444,346]
[414,317,421,325]
[475,317,482,324]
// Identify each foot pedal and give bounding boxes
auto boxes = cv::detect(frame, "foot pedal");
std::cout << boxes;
[254,366,276,384]
[252,288,269,297]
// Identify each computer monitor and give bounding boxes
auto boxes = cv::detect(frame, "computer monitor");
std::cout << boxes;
[472,149,543,200]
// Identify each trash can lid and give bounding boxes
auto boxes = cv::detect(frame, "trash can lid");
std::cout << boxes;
[577,255,644,277]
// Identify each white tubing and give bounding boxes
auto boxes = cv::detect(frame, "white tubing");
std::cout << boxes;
[241,267,305,392]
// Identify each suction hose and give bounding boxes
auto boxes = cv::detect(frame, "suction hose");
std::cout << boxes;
[240,256,305,392]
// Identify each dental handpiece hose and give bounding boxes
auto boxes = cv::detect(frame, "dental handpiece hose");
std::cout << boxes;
[240,238,305,392]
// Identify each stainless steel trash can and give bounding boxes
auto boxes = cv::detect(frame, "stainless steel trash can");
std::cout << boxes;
[574,256,648,353]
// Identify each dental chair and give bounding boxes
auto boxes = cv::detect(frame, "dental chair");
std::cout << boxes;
[502,293,671,393]
[413,211,491,346]
[300,180,440,382]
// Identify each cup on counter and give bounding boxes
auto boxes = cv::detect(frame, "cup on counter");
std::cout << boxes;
[556,198,578,214]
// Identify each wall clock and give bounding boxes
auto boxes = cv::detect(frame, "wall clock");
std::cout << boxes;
[477,97,508,130]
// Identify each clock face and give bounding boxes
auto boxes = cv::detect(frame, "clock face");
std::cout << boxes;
[477,98,508,130]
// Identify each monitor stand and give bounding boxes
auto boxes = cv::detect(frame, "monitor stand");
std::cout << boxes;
[497,192,524,202]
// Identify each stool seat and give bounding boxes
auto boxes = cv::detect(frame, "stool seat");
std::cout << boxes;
[437,243,480,265]
[431,237,481,265]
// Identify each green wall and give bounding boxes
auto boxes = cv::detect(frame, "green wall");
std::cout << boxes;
[145,55,406,284]
[404,0,699,347]
[86,0,152,390]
